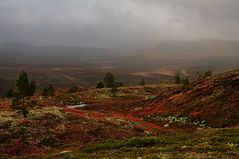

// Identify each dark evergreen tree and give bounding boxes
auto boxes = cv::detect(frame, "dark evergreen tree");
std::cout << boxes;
[96,81,104,89]
[104,72,115,88]
[42,84,54,96]
[139,79,145,86]
[12,71,36,117]
[28,81,36,96]
[182,77,190,90]
[175,73,181,84]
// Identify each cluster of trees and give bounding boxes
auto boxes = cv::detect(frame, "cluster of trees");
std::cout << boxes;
[174,73,190,90]
[98,70,213,91]
[175,69,213,85]
[174,69,213,90]
[42,84,54,96]
[3,69,213,117]
[6,71,55,117]
[6,71,131,116]
[96,72,118,94]
[11,71,36,117]
[196,70,212,80]
[96,72,115,89]
[96,72,146,89]
[174,72,189,85]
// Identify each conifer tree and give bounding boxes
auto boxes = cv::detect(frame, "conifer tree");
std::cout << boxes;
[12,71,36,117]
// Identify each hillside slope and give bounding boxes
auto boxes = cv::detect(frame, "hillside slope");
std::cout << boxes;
[134,69,239,127]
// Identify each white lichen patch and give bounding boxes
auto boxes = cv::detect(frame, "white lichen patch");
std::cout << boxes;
[0,111,15,124]
[29,107,65,119]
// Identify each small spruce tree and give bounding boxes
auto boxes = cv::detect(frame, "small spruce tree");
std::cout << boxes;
[182,77,190,90]
[104,72,115,88]
[42,84,54,96]
[12,71,36,117]
[96,81,104,89]
[139,79,145,86]
[175,73,181,84]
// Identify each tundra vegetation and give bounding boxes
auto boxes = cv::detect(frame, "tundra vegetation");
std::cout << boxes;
[0,69,238,159]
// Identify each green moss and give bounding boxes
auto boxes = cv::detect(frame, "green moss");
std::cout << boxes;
[81,136,168,153]
[77,128,239,158]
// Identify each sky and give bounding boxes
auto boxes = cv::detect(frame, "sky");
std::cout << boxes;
[0,0,239,48]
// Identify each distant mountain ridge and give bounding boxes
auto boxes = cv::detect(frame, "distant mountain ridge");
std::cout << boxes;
[152,39,239,57]
[0,42,112,64]
[1,40,239,65]
[0,42,145,58]
[126,40,239,67]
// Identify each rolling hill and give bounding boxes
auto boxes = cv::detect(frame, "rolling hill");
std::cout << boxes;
[134,69,239,128]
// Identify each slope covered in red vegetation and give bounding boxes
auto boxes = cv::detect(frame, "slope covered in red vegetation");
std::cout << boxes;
[133,69,239,127]
[0,69,238,157]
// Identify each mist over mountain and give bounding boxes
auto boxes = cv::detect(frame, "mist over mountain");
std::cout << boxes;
[1,40,239,67]
[0,42,112,64]
[153,40,239,57]
[127,40,239,70]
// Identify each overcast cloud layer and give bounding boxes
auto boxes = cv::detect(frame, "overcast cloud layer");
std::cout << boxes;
[0,0,239,48]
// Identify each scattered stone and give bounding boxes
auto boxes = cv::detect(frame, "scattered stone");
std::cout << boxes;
[164,124,169,128]
[66,102,88,108]
[181,145,187,149]
[59,150,71,154]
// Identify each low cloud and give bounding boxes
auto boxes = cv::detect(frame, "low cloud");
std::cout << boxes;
[0,0,239,48]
